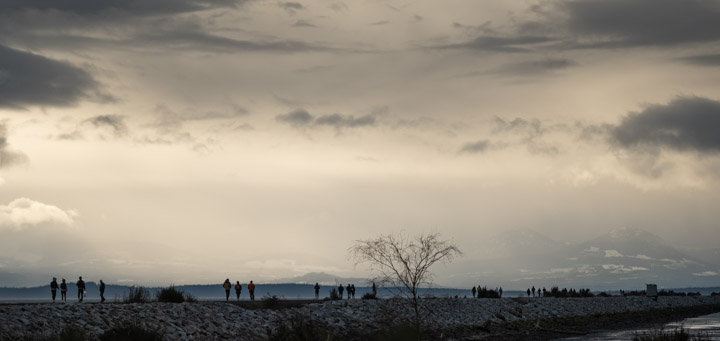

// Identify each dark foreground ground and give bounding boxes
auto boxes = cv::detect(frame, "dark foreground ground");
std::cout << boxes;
[439,304,720,340]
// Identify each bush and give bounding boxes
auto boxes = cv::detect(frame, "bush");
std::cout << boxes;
[124,286,151,303]
[267,313,334,341]
[328,288,341,300]
[362,292,377,300]
[262,294,282,309]
[476,286,499,298]
[597,292,612,297]
[99,323,163,341]
[156,285,186,303]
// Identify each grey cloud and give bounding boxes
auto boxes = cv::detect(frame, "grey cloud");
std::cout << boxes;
[610,96,720,153]
[276,108,314,127]
[370,21,389,26]
[455,58,577,79]
[554,0,720,48]
[293,20,316,28]
[440,36,556,53]
[0,44,112,109]
[677,54,720,67]
[84,115,128,137]
[152,104,249,130]
[493,117,545,138]
[0,0,242,16]
[135,30,331,53]
[276,109,377,130]
[459,140,491,154]
[0,123,29,168]
[279,2,304,11]
[315,113,376,129]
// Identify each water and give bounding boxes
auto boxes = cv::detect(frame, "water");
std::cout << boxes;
[563,312,720,340]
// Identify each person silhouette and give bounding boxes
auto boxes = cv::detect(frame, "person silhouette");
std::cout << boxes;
[351,284,356,299]
[248,281,256,301]
[499,287,503,298]
[50,277,59,303]
[99,280,106,302]
[338,284,344,299]
[60,279,67,302]
[77,276,86,302]
[223,279,231,301]
[532,286,536,297]
[372,282,377,296]
[235,281,242,301]
[314,283,320,299]
[471,286,476,298]
[346,284,351,299]
[527,288,531,297]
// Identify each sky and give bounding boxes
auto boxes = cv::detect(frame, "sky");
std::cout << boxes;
[1,0,720,288]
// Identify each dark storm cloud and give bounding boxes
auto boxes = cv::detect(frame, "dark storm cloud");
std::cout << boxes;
[0,44,111,109]
[84,115,128,137]
[0,0,242,15]
[610,97,720,153]
[459,140,491,154]
[276,109,377,130]
[550,0,720,48]
[677,54,720,67]
[0,123,29,168]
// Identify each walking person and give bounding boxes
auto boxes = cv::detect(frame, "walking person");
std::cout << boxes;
[50,277,59,303]
[60,279,67,302]
[338,284,344,299]
[351,284,356,299]
[248,281,256,301]
[346,284,351,299]
[314,283,320,299]
[471,286,476,298]
[499,287,503,298]
[235,281,242,301]
[532,286,536,297]
[99,280,106,303]
[372,282,377,296]
[77,276,86,302]
[223,278,231,301]
[527,288,531,297]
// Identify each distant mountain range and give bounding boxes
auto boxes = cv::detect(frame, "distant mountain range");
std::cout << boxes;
[450,227,720,290]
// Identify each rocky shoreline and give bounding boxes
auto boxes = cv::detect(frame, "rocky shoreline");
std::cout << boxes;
[2,296,719,340]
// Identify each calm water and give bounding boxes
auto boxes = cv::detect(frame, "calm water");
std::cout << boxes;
[563,312,720,340]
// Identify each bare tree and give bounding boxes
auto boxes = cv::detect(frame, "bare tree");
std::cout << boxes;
[349,232,462,332]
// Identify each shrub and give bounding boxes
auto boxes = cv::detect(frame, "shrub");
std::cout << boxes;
[596,292,612,297]
[362,292,377,300]
[124,286,151,303]
[328,288,341,300]
[99,323,163,341]
[476,286,499,298]
[156,285,185,303]
[262,294,282,309]
[267,313,334,341]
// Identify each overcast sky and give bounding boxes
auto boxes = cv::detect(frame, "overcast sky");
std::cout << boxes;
[1,0,720,287]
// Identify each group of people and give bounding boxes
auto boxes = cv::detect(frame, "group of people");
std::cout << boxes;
[50,277,105,303]
[337,283,358,299]
[471,286,503,298]
[222,279,256,301]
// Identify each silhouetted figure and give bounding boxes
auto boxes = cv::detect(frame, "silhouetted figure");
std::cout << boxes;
[351,284,356,298]
[499,287,503,298]
[77,276,86,302]
[235,281,242,300]
[527,288,531,297]
[471,286,476,298]
[542,287,546,297]
[99,280,106,303]
[532,286,536,297]
[338,284,344,298]
[314,283,320,299]
[248,281,256,301]
[223,278,231,301]
[60,279,67,302]
[372,282,377,296]
[50,277,59,302]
